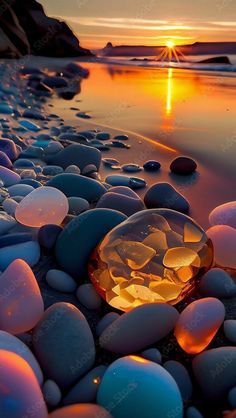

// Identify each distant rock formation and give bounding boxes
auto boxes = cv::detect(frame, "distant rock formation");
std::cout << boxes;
[198,56,231,64]
[99,42,236,57]
[0,0,92,58]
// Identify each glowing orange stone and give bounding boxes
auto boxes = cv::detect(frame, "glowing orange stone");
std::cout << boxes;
[88,209,213,311]
[174,297,225,354]
[15,186,69,227]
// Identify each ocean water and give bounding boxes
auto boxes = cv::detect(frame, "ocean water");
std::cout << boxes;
[100,54,236,73]
[52,60,236,225]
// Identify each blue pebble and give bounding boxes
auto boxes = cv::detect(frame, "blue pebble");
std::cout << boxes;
[186,407,203,418]
[42,166,64,176]
[164,360,192,401]
[13,159,35,168]
[143,160,161,172]
[0,233,32,249]
[19,179,42,188]
[228,387,236,408]
[19,120,41,132]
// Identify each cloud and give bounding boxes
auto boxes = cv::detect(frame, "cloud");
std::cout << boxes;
[58,16,236,33]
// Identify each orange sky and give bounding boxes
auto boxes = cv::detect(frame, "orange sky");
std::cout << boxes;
[41,0,236,49]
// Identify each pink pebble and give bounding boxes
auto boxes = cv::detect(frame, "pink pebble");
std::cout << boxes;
[0,349,48,418]
[15,186,69,227]
[0,259,44,334]
[207,225,236,269]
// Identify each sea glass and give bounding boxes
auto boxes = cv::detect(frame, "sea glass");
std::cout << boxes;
[89,209,213,311]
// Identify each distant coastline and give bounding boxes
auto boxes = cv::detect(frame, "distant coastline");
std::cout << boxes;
[96,41,236,57]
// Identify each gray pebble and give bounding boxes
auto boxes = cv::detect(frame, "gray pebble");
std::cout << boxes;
[224,320,236,344]
[63,365,107,405]
[96,312,120,336]
[199,268,236,299]
[76,284,102,310]
[46,270,77,293]
[140,348,162,364]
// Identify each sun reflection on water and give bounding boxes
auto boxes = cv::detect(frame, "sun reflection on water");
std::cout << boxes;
[166,68,173,115]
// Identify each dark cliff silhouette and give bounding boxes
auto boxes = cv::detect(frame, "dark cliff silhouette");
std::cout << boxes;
[0,0,92,58]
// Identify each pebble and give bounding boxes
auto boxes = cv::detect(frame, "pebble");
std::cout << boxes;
[0,241,40,270]
[15,186,68,227]
[21,145,43,159]
[20,178,42,188]
[65,165,81,174]
[186,407,204,418]
[97,356,183,418]
[96,312,120,336]
[140,348,162,364]
[43,76,68,88]
[20,169,37,179]
[42,165,64,176]
[207,225,236,269]
[100,303,179,354]
[143,160,161,171]
[228,387,236,408]
[2,197,18,216]
[68,197,89,215]
[55,209,127,278]
[19,120,41,132]
[122,163,142,173]
[114,134,129,140]
[78,131,95,140]
[105,175,146,189]
[224,320,236,344]
[0,211,16,235]
[59,133,89,144]
[49,404,112,418]
[175,297,225,354]
[192,347,236,400]
[0,138,18,160]
[46,269,77,293]
[46,174,107,202]
[23,109,46,120]
[0,232,32,249]
[63,365,107,405]
[44,141,64,154]
[46,143,101,171]
[96,132,110,140]
[209,201,236,229]
[13,159,35,169]
[38,224,63,250]
[0,102,14,114]
[0,259,44,334]
[8,184,34,197]
[33,302,95,389]
[170,156,197,175]
[111,140,130,149]
[96,188,145,216]
[0,166,20,186]
[76,111,92,119]
[76,284,102,309]
[0,331,43,384]
[163,360,192,401]
[0,350,48,418]
[0,151,12,168]
[144,182,190,213]
[43,380,62,407]
[82,164,98,176]
[102,157,120,167]
[199,268,236,298]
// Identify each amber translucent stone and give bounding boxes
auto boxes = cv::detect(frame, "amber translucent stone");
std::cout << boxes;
[88,209,213,311]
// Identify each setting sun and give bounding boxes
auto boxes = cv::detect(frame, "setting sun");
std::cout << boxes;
[166,40,175,49]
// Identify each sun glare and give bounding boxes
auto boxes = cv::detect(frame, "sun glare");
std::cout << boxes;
[166,40,175,49]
